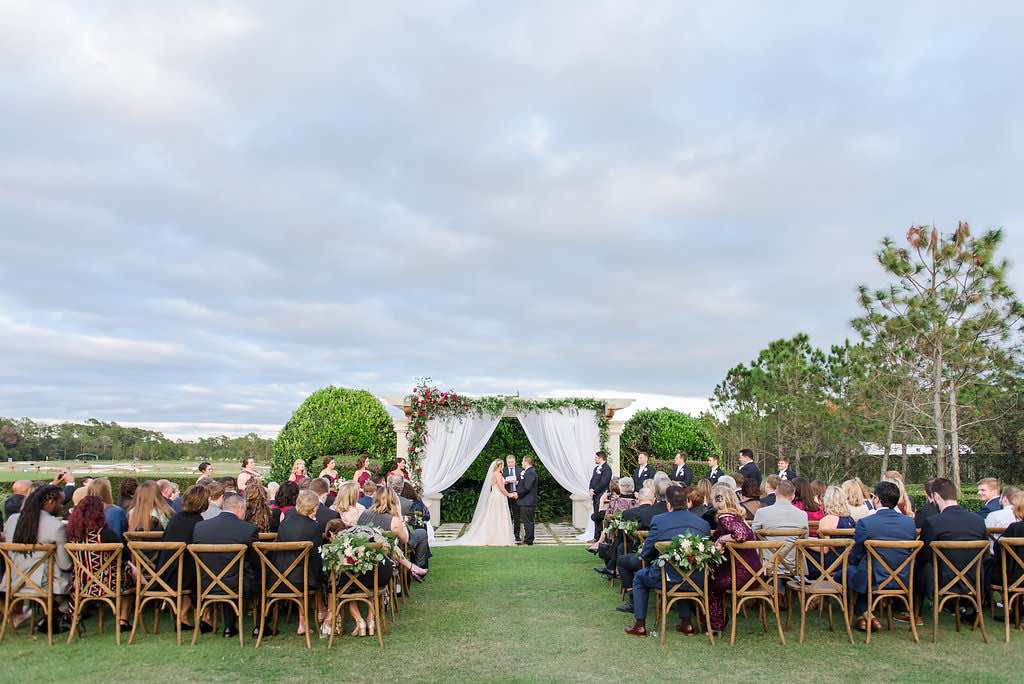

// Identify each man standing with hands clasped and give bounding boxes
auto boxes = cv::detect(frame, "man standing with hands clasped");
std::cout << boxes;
[589,451,612,542]
[503,455,521,541]
[515,457,539,545]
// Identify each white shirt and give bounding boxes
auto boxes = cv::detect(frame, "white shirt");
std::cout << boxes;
[675,465,685,477]
[986,505,1017,533]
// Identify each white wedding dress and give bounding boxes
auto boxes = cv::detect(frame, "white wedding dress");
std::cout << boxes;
[435,460,515,546]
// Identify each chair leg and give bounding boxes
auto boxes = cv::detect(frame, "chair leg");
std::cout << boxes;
[933,595,940,643]
[374,596,384,649]
[1005,591,1012,643]
[907,595,920,643]
[191,601,201,646]
[659,597,668,646]
[730,597,738,646]
[66,597,82,645]
[798,595,807,645]
[152,603,160,635]
[303,597,312,651]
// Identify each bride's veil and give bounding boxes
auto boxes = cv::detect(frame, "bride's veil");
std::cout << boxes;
[461,459,502,538]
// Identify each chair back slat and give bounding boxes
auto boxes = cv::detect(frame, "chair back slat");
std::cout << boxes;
[65,543,122,599]
[188,544,246,600]
[0,543,56,598]
[128,541,186,597]
[253,541,312,598]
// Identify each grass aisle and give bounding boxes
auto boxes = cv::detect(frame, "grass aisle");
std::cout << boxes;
[4,546,1023,683]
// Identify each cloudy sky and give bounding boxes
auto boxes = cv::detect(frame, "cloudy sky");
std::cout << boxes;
[2,2,1023,438]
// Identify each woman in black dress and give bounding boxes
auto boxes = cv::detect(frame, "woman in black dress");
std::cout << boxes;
[159,485,210,632]
[274,490,324,636]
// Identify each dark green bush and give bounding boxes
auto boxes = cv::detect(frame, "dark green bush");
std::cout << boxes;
[621,408,718,473]
[271,387,393,482]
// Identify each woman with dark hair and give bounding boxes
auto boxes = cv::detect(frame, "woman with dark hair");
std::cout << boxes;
[387,457,410,481]
[271,480,300,530]
[119,478,139,510]
[237,457,259,492]
[4,485,73,600]
[318,456,339,485]
[66,496,117,544]
[791,477,824,535]
[400,481,431,529]
[158,485,211,632]
[352,455,372,488]
[244,482,274,533]
[737,478,763,520]
[127,481,174,533]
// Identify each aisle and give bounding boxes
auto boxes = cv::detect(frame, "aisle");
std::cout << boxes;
[432,522,586,545]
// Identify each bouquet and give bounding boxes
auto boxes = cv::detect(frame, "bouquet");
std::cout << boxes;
[321,526,392,575]
[656,532,725,573]
[605,515,639,537]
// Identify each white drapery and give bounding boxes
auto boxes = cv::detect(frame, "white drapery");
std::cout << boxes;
[419,414,501,495]
[517,407,601,540]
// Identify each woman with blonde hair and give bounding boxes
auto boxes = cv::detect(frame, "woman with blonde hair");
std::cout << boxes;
[332,480,365,527]
[707,484,759,634]
[127,480,174,532]
[818,486,856,533]
[86,477,128,540]
[882,474,915,517]
[842,480,872,521]
[289,459,307,483]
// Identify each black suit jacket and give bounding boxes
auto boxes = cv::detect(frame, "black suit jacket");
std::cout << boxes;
[516,467,538,507]
[778,467,796,481]
[275,513,324,589]
[589,463,612,498]
[706,466,726,483]
[3,494,24,522]
[739,461,762,487]
[633,464,654,487]
[626,501,668,531]
[669,464,692,486]
[159,511,203,589]
[920,505,988,591]
[314,503,340,535]
[191,512,259,594]
[914,502,940,529]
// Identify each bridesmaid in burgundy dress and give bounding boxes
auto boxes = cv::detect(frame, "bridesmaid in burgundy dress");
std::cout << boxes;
[708,484,761,633]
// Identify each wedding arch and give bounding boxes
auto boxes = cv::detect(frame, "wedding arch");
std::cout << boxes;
[385,383,633,534]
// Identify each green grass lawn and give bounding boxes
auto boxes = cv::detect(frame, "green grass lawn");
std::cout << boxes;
[2,546,1021,683]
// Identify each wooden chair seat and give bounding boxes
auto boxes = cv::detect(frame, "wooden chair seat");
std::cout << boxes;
[728,540,786,645]
[791,538,854,644]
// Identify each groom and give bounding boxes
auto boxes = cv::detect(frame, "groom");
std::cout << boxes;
[515,456,538,545]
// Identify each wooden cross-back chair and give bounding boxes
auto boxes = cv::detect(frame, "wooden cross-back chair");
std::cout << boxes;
[123,531,163,543]
[996,537,1024,643]
[327,545,389,649]
[258,533,277,542]
[788,538,854,644]
[381,532,402,620]
[753,528,807,580]
[188,543,247,647]
[728,540,786,646]
[929,540,989,643]
[819,528,855,539]
[252,541,313,650]
[126,541,187,645]
[863,539,923,644]
[0,543,56,645]
[65,542,125,645]
[653,541,714,645]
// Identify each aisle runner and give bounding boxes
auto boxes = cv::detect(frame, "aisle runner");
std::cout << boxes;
[434,522,585,545]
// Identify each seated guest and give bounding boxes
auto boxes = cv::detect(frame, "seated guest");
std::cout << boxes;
[607,477,637,514]
[237,457,259,492]
[4,480,31,522]
[308,478,340,534]
[624,485,711,636]
[68,485,90,514]
[589,478,636,553]
[333,481,366,527]
[914,478,940,529]
[217,476,238,495]
[737,478,762,520]
[387,475,431,568]
[843,479,874,521]
[918,477,987,622]
[985,486,1021,534]
[65,495,128,627]
[819,485,856,533]
[401,481,431,528]
[3,485,73,629]
[991,492,1024,593]
[86,478,128,540]
[751,480,808,569]
[243,482,275,533]
[596,483,650,575]
[191,492,258,637]
[883,472,915,518]
[119,478,139,510]
[687,486,710,519]
[159,480,182,514]
[848,481,917,631]
[791,477,824,535]
[266,481,280,502]
[356,489,429,579]
[275,490,326,636]
[855,478,875,511]
[271,481,299,529]
[202,481,227,521]
[707,484,760,634]
[978,478,1003,518]
[760,475,780,507]
[160,485,210,632]
[127,480,174,533]
[357,480,376,510]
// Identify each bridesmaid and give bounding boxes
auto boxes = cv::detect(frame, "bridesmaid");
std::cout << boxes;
[289,459,308,483]
[352,455,373,489]
[708,484,761,634]
[318,456,339,485]
[387,457,410,481]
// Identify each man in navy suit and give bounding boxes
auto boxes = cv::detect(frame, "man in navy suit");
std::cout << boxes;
[633,452,654,490]
[706,454,726,483]
[737,448,761,487]
[977,478,1002,518]
[588,451,612,542]
[669,452,692,486]
[624,486,711,637]
[776,456,796,482]
[848,481,916,628]
[918,477,987,618]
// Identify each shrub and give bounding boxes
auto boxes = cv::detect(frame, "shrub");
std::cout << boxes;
[621,408,718,472]
[271,387,393,482]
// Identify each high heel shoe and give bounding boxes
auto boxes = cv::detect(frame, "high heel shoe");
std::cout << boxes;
[351,618,367,637]
[319,620,332,638]
[367,619,375,636]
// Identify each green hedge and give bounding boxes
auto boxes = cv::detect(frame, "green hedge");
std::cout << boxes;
[621,408,718,473]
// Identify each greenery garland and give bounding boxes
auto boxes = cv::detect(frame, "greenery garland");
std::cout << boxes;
[404,380,609,480]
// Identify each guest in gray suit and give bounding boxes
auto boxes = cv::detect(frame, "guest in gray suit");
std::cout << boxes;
[751,480,808,567]
[3,485,73,596]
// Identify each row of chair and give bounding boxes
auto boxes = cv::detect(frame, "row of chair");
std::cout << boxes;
[0,531,406,649]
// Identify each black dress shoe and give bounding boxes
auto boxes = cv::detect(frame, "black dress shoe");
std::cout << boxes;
[200,621,214,634]
[594,567,612,576]
[615,602,634,613]
[222,626,239,638]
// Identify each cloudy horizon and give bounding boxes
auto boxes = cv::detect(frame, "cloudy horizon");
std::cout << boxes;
[3,2,1023,440]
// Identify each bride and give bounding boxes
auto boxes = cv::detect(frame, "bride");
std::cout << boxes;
[435,459,516,546]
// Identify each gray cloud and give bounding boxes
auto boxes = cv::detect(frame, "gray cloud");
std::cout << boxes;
[2,1,1024,435]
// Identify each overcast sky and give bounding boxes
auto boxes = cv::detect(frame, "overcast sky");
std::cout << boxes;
[2,2,1023,438]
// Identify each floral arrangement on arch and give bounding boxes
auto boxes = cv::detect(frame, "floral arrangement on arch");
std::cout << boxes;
[404,379,610,482]
[320,526,397,575]
[656,531,725,573]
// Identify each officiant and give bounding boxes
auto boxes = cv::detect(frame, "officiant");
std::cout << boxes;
[503,454,521,541]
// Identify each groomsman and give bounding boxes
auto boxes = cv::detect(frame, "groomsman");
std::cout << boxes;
[706,454,726,483]
[588,451,612,542]
[738,448,761,487]
[503,455,521,540]
[776,456,796,481]
[633,452,654,488]
[669,452,692,486]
